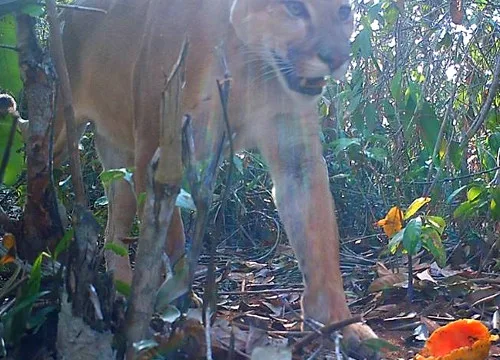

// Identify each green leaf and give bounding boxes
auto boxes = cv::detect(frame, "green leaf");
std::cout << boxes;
[404,197,431,220]
[159,305,181,323]
[331,138,361,155]
[354,28,372,59]
[416,102,440,157]
[26,305,56,333]
[0,15,22,95]
[447,185,467,204]
[362,337,400,352]
[94,195,108,207]
[115,280,131,297]
[421,227,446,268]
[453,200,474,218]
[0,113,25,186]
[364,102,378,132]
[104,242,128,257]
[486,132,500,155]
[390,70,403,101]
[467,186,483,201]
[364,147,388,162]
[27,252,45,298]
[53,228,74,261]
[490,187,500,221]
[448,141,462,169]
[388,229,404,254]
[99,168,134,188]
[21,4,44,17]
[402,217,422,255]
[425,216,446,235]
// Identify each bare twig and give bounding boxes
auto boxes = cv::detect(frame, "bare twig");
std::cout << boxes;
[46,0,86,207]
[409,165,500,185]
[460,54,500,148]
[56,3,107,14]
[292,316,363,353]
[218,287,304,296]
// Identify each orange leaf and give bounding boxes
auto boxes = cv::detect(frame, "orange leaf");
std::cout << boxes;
[0,253,15,265]
[415,319,499,360]
[2,233,16,250]
[375,206,403,238]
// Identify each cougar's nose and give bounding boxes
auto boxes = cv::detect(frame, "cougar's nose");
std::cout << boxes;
[317,47,350,73]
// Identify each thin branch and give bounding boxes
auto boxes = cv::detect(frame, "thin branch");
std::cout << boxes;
[55,3,107,14]
[460,54,500,148]
[409,165,500,185]
[46,0,87,207]
[0,44,18,51]
[292,316,362,354]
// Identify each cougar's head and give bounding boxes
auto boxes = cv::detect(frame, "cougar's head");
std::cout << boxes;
[230,0,353,96]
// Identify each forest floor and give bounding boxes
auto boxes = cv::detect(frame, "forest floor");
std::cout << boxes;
[169,239,500,360]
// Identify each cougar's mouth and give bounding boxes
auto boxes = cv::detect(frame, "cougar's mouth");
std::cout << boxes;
[272,53,326,96]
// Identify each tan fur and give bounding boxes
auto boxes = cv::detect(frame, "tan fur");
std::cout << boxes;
[55,0,378,355]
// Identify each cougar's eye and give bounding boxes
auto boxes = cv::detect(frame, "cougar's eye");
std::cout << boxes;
[283,1,309,18]
[338,5,352,21]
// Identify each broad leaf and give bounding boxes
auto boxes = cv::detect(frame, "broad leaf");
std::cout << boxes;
[0,15,22,94]
[402,217,422,255]
[421,227,446,267]
[404,197,431,219]
[425,216,446,235]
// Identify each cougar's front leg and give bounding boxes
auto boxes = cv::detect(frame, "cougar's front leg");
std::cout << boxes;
[258,114,352,325]
[257,114,378,358]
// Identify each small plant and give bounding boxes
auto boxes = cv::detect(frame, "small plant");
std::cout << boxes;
[376,197,446,301]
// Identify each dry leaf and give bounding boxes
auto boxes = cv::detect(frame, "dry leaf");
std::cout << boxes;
[376,206,404,238]
[368,273,408,293]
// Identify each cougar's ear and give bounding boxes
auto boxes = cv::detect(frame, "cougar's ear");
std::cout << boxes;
[230,0,268,44]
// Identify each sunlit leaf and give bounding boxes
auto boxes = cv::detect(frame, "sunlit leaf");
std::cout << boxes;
[426,216,446,235]
[404,197,431,219]
[103,242,128,257]
[0,113,25,186]
[53,228,74,261]
[115,280,131,297]
[0,15,22,95]
[388,229,404,254]
[467,186,483,202]
[402,217,422,255]
[421,227,446,267]
[99,168,134,188]
[376,206,404,238]
[454,200,473,218]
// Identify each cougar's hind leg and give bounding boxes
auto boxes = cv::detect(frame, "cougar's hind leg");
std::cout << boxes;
[94,131,136,284]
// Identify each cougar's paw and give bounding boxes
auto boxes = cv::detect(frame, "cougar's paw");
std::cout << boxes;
[342,322,380,360]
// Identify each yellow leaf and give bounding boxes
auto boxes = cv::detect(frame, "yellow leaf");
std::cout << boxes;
[405,197,431,220]
[376,206,403,238]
